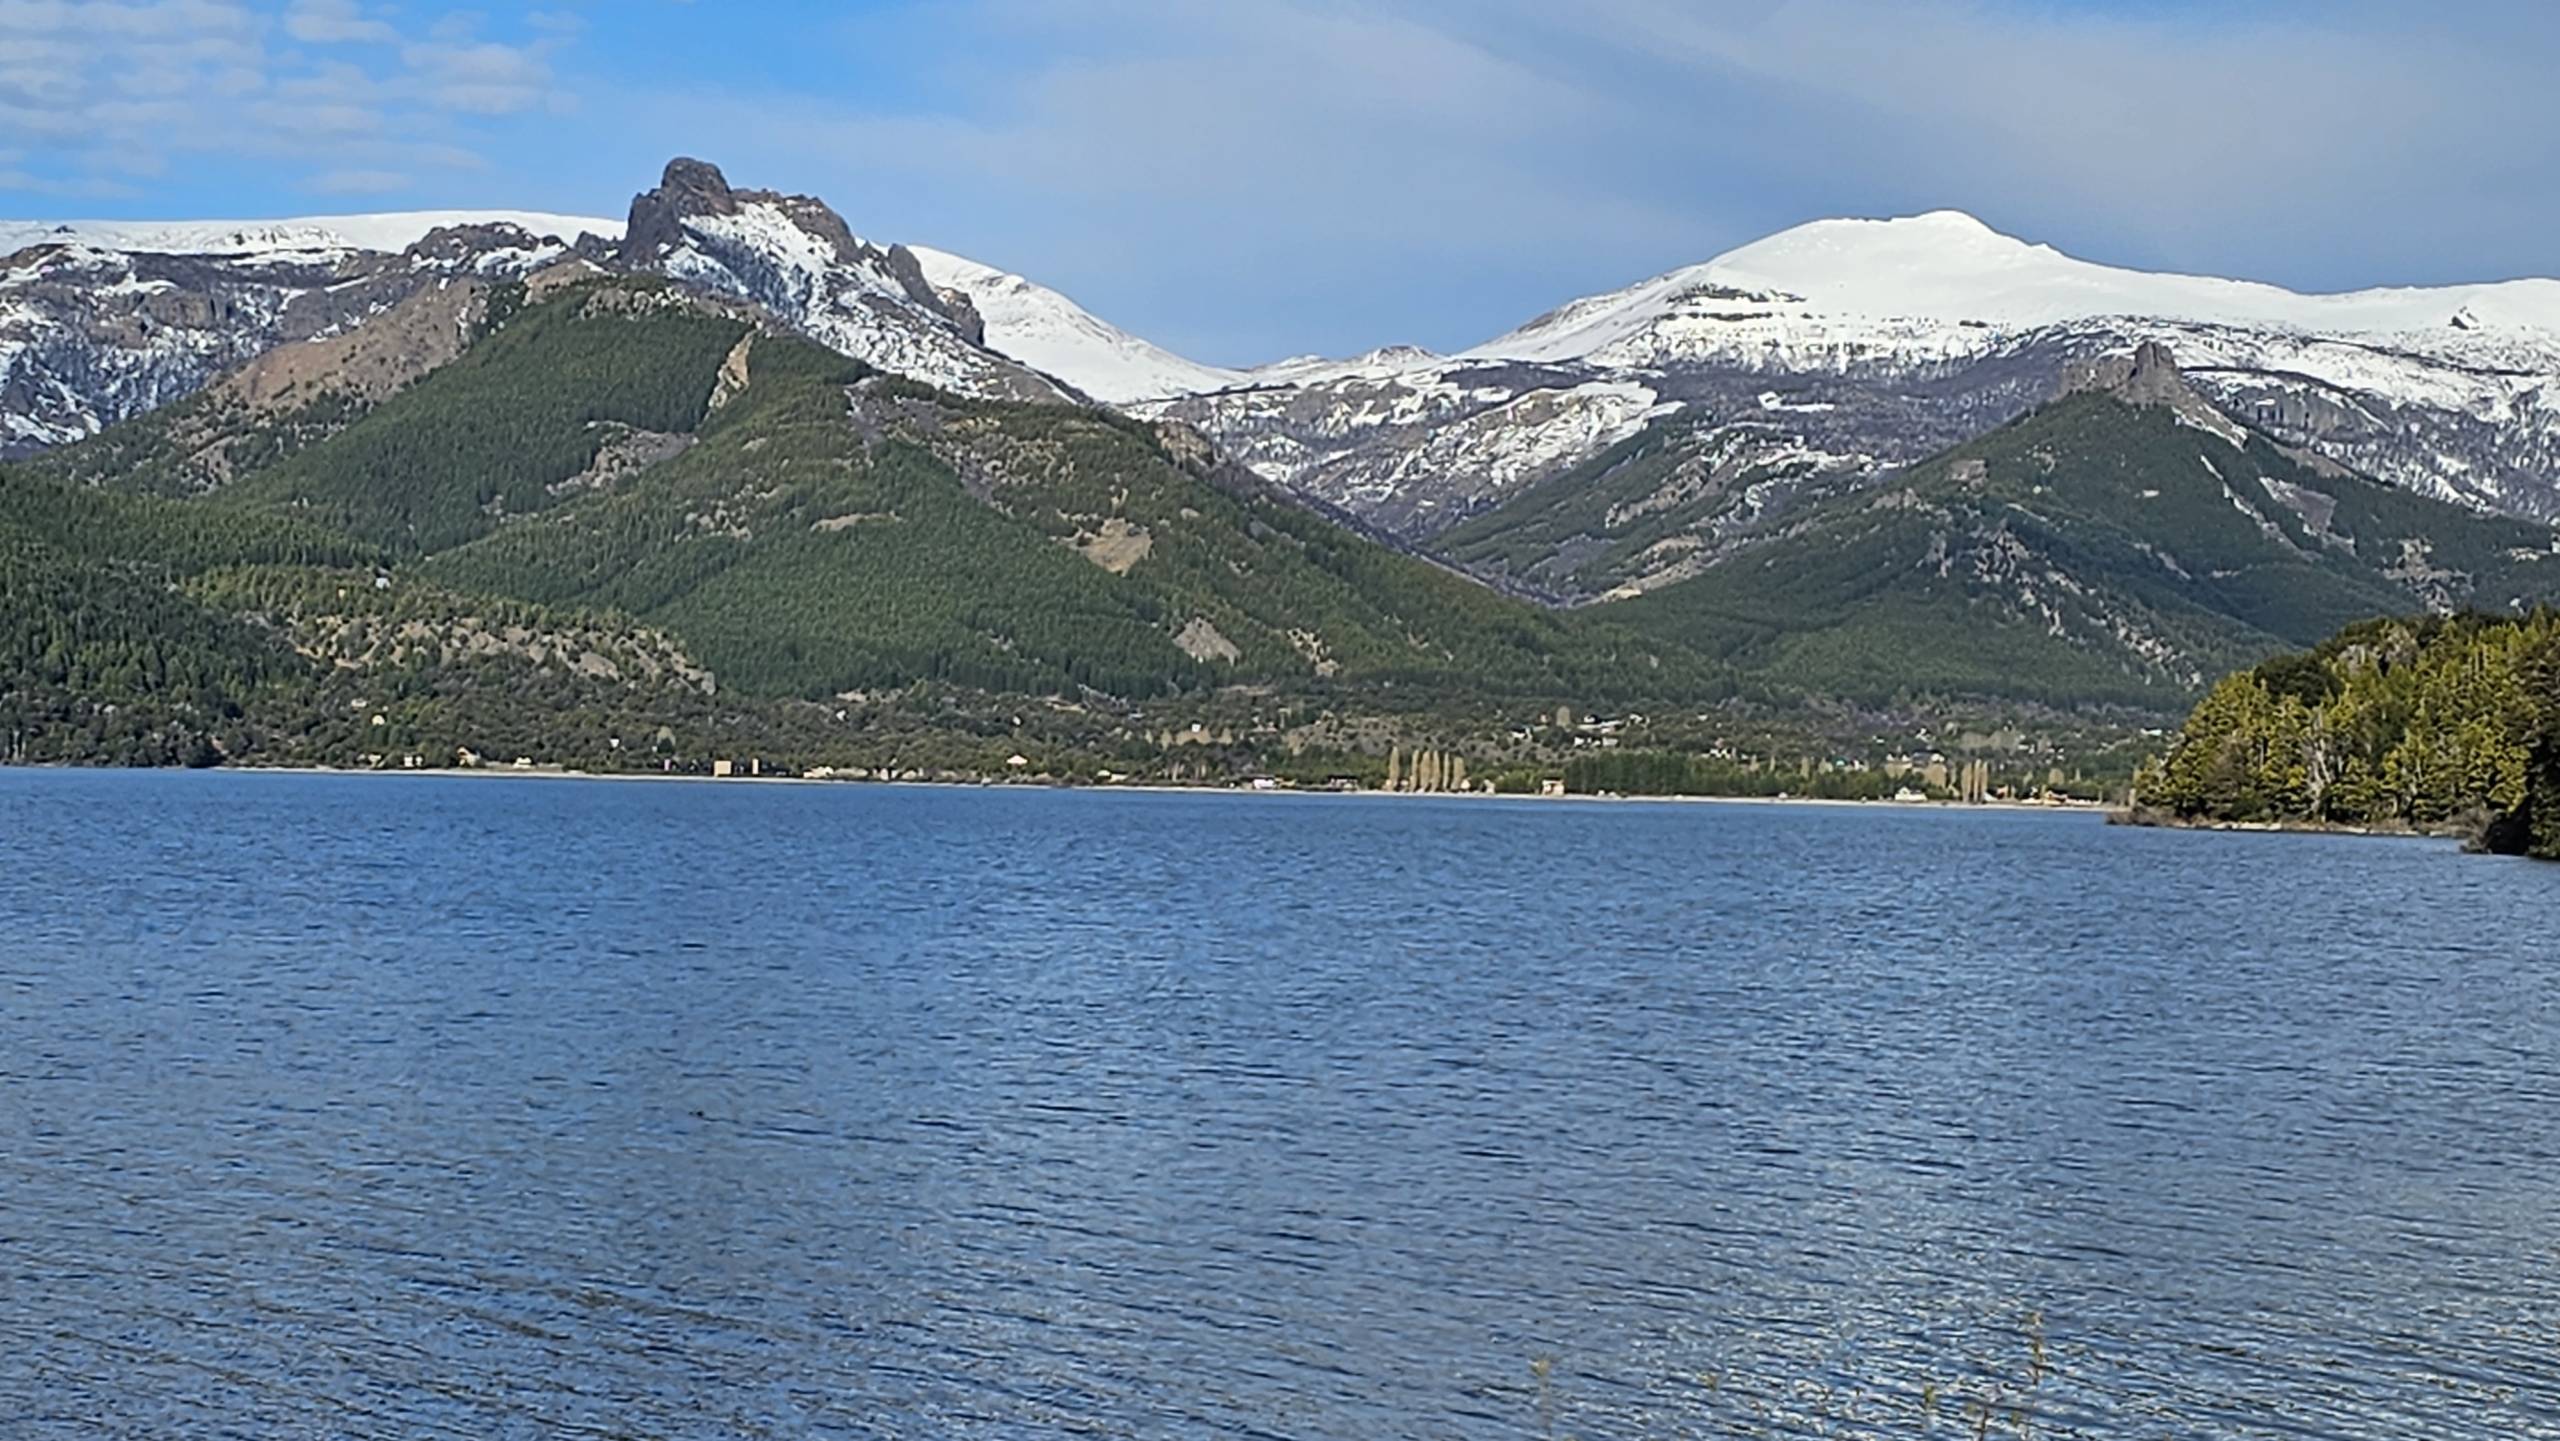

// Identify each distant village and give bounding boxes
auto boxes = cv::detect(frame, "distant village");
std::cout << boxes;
[370,697,2112,807]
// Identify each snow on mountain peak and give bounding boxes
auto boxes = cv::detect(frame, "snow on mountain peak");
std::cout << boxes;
[1907,208,1996,230]
[1468,209,2560,366]
[909,246,1245,405]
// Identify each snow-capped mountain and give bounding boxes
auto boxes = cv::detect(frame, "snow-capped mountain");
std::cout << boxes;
[1136,211,2560,540]
[0,159,1086,455]
[0,212,621,260]
[10,174,2557,561]
[0,216,610,454]
[1470,210,2560,363]
[1139,358,1678,535]
[618,159,1067,405]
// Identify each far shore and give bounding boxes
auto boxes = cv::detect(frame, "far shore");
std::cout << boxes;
[5,759,2118,815]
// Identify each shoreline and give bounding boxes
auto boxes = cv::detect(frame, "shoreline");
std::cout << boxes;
[1,759,2114,815]
[2106,806,2466,843]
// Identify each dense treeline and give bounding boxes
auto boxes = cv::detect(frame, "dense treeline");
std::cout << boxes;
[0,467,391,763]
[2138,613,2560,858]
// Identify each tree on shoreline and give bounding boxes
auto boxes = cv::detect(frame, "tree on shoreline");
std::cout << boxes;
[2140,613,2560,857]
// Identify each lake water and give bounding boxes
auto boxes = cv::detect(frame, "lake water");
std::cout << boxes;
[3,771,2557,1439]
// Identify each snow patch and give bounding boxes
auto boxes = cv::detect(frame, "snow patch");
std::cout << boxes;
[0,211,624,258]
[1470,210,2560,367]
[910,245,1245,404]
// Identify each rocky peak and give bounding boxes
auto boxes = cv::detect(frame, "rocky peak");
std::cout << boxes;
[1,240,84,272]
[2061,341,2247,444]
[622,157,741,263]
[619,157,973,332]
[2061,340,2188,404]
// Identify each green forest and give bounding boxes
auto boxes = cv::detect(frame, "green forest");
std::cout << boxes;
[2135,613,2560,858]
[0,276,1747,776]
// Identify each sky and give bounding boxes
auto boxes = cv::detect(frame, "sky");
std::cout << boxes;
[1,0,2553,364]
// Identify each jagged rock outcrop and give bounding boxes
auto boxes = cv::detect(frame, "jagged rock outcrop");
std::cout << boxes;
[621,157,741,262]
[2060,341,2245,444]
[2061,340,2188,405]
[615,158,1033,395]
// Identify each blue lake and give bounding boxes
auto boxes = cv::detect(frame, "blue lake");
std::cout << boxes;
[3,769,2558,1438]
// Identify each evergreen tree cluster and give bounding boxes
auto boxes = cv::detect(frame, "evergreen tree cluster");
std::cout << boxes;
[223,289,748,553]
[2140,612,2560,857]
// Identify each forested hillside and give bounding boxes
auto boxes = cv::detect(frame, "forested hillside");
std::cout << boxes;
[0,453,839,769]
[2134,613,2560,858]
[3,273,1740,773]
[1598,377,2560,706]
[419,332,1724,703]
[13,266,2556,790]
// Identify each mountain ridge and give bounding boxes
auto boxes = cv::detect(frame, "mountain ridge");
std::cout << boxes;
[0,211,626,258]
[8,167,2556,584]
[1471,209,2560,365]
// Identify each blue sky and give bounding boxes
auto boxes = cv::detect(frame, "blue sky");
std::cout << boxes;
[2,0,2553,364]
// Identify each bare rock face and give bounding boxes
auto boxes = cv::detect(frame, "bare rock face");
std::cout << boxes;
[404,222,555,266]
[2056,341,2249,447]
[0,226,577,456]
[1173,616,1241,663]
[2061,340,2190,405]
[885,243,983,342]
[613,156,1068,404]
[1151,419,1217,474]
[622,157,742,264]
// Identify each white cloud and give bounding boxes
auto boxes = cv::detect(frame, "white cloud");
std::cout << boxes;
[402,37,558,114]
[0,167,138,198]
[282,0,392,44]
[0,0,573,200]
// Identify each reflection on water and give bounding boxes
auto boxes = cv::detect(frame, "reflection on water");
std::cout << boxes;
[3,771,2557,1438]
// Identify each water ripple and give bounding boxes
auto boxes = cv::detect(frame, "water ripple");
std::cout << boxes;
[3,771,2558,1438]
